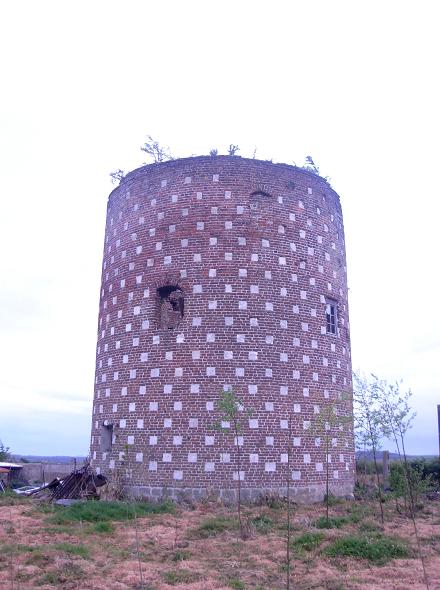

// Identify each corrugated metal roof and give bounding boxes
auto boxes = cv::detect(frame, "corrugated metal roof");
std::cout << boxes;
[0,462,23,469]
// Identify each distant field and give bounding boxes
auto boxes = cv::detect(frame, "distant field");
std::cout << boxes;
[355,451,438,461]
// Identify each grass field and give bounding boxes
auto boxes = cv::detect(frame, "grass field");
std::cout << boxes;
[0,492,439,589]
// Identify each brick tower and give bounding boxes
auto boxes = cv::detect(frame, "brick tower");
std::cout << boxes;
[90,156,354,501]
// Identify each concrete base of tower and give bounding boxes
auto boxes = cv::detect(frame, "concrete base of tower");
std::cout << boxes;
[128,482,355,504]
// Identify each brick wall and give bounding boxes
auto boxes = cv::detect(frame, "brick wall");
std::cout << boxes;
[89,156,355,501]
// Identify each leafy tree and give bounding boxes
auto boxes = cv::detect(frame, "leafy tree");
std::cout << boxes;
[373,377,415,466]
[312,393,352,523]
[214,389,252,540]
[0,440,11,462]
[373,376,429,589]
[373,377,414,511]
[353,373,385,524]
[140,135,172,163]
[390,462,432,508]
[410,458,440,487]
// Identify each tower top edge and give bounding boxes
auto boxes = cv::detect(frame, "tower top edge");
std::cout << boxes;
[109,155,339,200]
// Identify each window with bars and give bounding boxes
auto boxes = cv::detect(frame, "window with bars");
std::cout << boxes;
[326,299,337,335]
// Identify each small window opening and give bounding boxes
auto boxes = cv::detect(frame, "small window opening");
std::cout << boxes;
[326,299,337,335]
[101,423,113,452]
[157,285,184,329]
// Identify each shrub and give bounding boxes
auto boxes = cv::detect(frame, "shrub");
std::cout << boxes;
[410,458,440,487]
[390,463,432,506]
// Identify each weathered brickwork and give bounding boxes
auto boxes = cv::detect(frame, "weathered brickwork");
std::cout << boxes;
[89,156,355,502]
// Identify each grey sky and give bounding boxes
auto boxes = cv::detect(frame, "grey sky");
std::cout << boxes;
[1,1,439,456]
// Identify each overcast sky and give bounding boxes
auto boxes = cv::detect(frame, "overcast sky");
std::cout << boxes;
[0,1,439,457]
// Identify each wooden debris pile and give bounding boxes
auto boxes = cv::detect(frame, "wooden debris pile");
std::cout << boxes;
[30,463,106,502]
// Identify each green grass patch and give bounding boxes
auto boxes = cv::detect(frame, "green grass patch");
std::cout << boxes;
[44,524,77,535]
[25,551,54,567]
[261,493,286,510]
[52,542,90,559]
[1,542,89,564]
[0,543,41,555]
[325,581,345,590]
[358,520,381,533]
[36,562,85,585]
[325,533,410,564]
[0,490,30,506]
[192,515,237,538]
[315,516,349,529]
[228,578,245,589]
[252,514,275,534]
[49,499,174,524]
[324,493,343,507]
[90,521,114,534]
[292,531,325,552]
[105,545,132,560]
[162,569,200,584]
[347,502,374,522]
[171,550,191,562]
[345,503,370,523]
[34,502,59,514]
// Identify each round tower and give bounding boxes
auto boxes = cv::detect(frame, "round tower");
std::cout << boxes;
[90,156,354,502]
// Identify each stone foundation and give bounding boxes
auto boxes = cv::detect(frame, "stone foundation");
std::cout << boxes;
[129,481,355,504]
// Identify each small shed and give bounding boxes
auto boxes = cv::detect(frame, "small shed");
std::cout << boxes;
[0,462,23,488]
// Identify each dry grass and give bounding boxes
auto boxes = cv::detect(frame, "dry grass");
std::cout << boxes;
[0,495,439,589]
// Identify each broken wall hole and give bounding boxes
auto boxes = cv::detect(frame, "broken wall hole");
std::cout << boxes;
[157,285,184,329]
[250,190,272,199]
[250,190,275,216]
